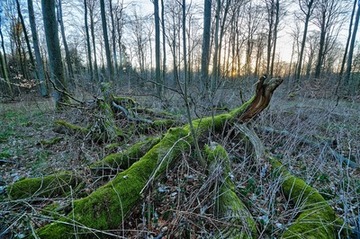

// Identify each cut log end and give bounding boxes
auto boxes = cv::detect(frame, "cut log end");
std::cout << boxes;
[239,75,283,123]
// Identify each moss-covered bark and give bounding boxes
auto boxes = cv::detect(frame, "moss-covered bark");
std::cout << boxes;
[8,171,82,199]
[53,120,88,136]
[205,144,258,238]
[36,127,191,238]
[89,136,161,174]
[269,158,337,239]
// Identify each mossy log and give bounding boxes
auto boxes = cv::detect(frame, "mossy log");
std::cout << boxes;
[53,120,88,136]
[270,158,337,239]
[205,143,257,238]
[32,76,283,238]
[8,171,82,199]
[89,136,161,174]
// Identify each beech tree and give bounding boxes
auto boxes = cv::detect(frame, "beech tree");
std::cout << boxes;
[153,0,162,96]
[295,0,317,80]
[313,0,343,78]
[344,0,360,87]
[27,0,48,96]
[57,0,74,81]
[100,0,113,81]
[201,0,211,91]
[41,0,68,109]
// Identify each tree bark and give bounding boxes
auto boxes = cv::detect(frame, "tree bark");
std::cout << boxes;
[83,0,93,82]
[41,0,69,110]
[266,0,275,75]
[154,0,162,97]
[296,0,315,81]
[57,0,74,81]
[314,9,326,78]
[100,0,113,81]
[270,0,279,77]
[109,0,118,77]
[201,0,211,92]
[344,1,360,89]
[339,0,357,81]
[27,0,48,97]
[89,1,99,82]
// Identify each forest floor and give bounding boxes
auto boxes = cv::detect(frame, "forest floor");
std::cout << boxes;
[0,79,360,238]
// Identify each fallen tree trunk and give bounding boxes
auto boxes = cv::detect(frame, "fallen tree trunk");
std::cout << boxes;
[205,143,258,238]
[22,76,283,238]
[270,158,338,239]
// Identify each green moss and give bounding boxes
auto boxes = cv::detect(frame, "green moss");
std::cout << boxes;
[54,120,88,135]
[151,119,178,129]
[269,157,336,239]
[8,172,82,199]
[90,136,161,173]
[35,127,191,238]
[112,96,137,108]
[205,144,257,238]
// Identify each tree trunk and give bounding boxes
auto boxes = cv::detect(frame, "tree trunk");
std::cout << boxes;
[41,0,68,110]
[27,0,48,97]
[344,1,360,90]
[296,0,315,81]
[57,0,74,81]
[201,0,212,92]
[339,0,357,81]
[0,48,12,96]
[15,0,36,75]
[83,0,93,82]
[89,1,99,82]
[211,0,221,94]
[266,0,274,75]
[109,0,118,77]
[270,0,279,77]
[100,0,113,82]
[314,9,327,79]
[161,0,166,88]
[154,0,162,97]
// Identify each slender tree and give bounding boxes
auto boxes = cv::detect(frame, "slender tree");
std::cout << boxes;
[161,0,166,85]
[270,0,280,77]
[88,0,99,81]
[83,0,93,82]
[153,0,162,97]
[201,0,211,91]
[212,0,221,90]
[295,0,316,80]
[27,0,48,96]
[265,0,275,75]
[314,0,342,78]
[15,0,35,71]
[41,0,68,109]
[100,0,113,81]
[339,0,357,80]
[0,3,11,96]
[109,0,118,76]
[57,0,74,80]
[344,0,360,86]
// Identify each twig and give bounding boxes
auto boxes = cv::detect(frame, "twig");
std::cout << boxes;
[47,77,83,104]
[111,101,153,124]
